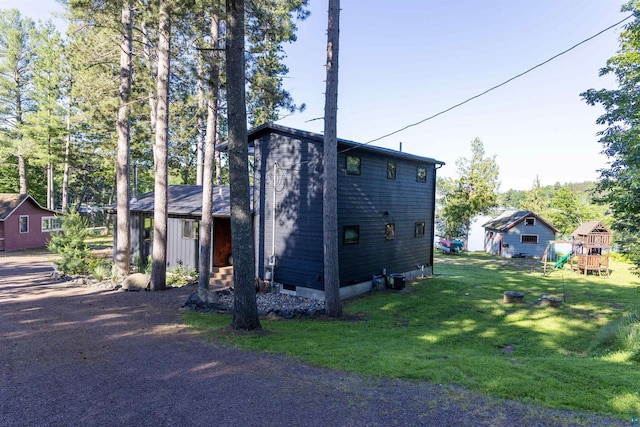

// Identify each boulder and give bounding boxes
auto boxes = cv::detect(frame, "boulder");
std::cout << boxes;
[121,273,151,291]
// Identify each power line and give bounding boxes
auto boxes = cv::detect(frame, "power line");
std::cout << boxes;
[356,14,633,149]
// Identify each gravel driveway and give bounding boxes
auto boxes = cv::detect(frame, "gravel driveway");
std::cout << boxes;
[0,250,627,426]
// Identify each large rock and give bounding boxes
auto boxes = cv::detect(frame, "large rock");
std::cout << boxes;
[121,273,151,291]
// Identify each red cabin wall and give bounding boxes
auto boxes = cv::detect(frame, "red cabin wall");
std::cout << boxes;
[2,200,53,252]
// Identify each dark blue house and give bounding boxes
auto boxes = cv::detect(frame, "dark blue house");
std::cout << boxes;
[250,124,444,299]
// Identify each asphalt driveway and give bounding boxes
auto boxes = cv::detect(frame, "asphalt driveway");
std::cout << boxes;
[0,250,627,426]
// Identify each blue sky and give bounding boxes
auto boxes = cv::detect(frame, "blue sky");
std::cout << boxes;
[4,0,628,191]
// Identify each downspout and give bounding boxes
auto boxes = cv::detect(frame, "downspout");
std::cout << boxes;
[268,162,279,287]
[430,163,444,276]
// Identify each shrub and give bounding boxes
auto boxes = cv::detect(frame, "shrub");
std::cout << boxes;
[166,263,197,287]
[89,259,113,281]
[48,211,90,276]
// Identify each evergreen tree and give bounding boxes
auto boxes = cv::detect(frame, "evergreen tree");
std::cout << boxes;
[48,210,90,275]
[0,10,36,195]
[438,138,500,249]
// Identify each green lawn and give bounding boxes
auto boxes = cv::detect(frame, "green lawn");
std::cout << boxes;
[183,252,640,420]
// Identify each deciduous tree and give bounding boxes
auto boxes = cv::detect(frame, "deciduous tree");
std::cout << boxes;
[581,0,640,271]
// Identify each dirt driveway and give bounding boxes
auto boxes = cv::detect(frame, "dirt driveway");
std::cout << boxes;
[0,251,627,426]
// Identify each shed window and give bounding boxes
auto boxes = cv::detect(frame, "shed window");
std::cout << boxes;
[19,215,29,233]
[521,235,538,244]
[346,156,361,175]
[41,216,62,232]
[415,222,425,237]
[417,166,427,183]
[343,225,359,245]
[385,223,395,240]
[525,217,535,226]
[387,161,396,180]
[182,220,198,240]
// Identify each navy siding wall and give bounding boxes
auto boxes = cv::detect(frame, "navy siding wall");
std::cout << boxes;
[254,132,325,290]
[337,151,435,285]
[254,129,438,291]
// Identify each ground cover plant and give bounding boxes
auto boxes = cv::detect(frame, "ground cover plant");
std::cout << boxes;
[183,252,640,420]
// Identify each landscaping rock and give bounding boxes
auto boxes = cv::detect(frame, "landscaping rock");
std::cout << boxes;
[120,273,151,291]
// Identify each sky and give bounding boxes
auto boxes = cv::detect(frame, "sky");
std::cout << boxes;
[3,0,629,191]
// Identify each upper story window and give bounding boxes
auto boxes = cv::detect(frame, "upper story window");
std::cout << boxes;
[346,155,361,175]
[41,216,62,232]
[343,225,359,245]
[415,222,425,237]
[416,166,427,183]
[387,161,396,180]
[19,215,29,233]
[525,217,535,226]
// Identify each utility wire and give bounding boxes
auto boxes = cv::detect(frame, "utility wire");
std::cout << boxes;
[353,14,633,149]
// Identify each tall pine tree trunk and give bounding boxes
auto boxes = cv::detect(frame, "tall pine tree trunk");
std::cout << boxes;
[323,0,342,317]
[115,1,132,279]
[226,0,261,330]
[197,12,221,302]
[62,93,71,213]
[150,0,170,291]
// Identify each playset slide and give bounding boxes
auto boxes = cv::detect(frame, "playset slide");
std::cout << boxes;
[554,250,573,269]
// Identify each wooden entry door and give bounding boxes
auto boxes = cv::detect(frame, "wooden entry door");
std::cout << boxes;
[213,218,232,267]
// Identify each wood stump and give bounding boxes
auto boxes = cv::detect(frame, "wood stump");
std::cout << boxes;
[503,291,524,303]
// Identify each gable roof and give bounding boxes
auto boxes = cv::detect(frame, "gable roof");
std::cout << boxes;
[0,193,55,221]
[128,185,251,217]
[482,209,559,233]
[571,220,610,237]
[219,123,446,166]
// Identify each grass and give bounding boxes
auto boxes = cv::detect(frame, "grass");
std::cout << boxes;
[183,252,640,420]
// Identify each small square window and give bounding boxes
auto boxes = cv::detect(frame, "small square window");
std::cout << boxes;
[415,222,425,237]
[385,223,395,240]
[182,220,198,239]
[19,215,29,233]
[525,217,535,226]
[417,166,427,183]
[387,161,396,180]
[346,156,361,175]
[343,225,359,245]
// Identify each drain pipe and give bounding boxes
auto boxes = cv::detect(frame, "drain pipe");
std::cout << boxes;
[268,162,278,288]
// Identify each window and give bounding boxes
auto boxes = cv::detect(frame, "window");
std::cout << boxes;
[416,166,427,183]
[387,161,396,180]
[182,220,198,239]
[415,222,425,237]
[19,216,29,233]
[41,216,62,232]
[525,217,535,226]
[346,156,361,175]
[521,235,538,244]
[343,225,359,245]
[385,223,395,240]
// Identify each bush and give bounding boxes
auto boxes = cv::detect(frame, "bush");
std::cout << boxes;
[48,211,90,275]
[89,259,113,282]
[166,263,197,287]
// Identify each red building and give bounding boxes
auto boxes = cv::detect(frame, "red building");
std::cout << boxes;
[0,194,60,252]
